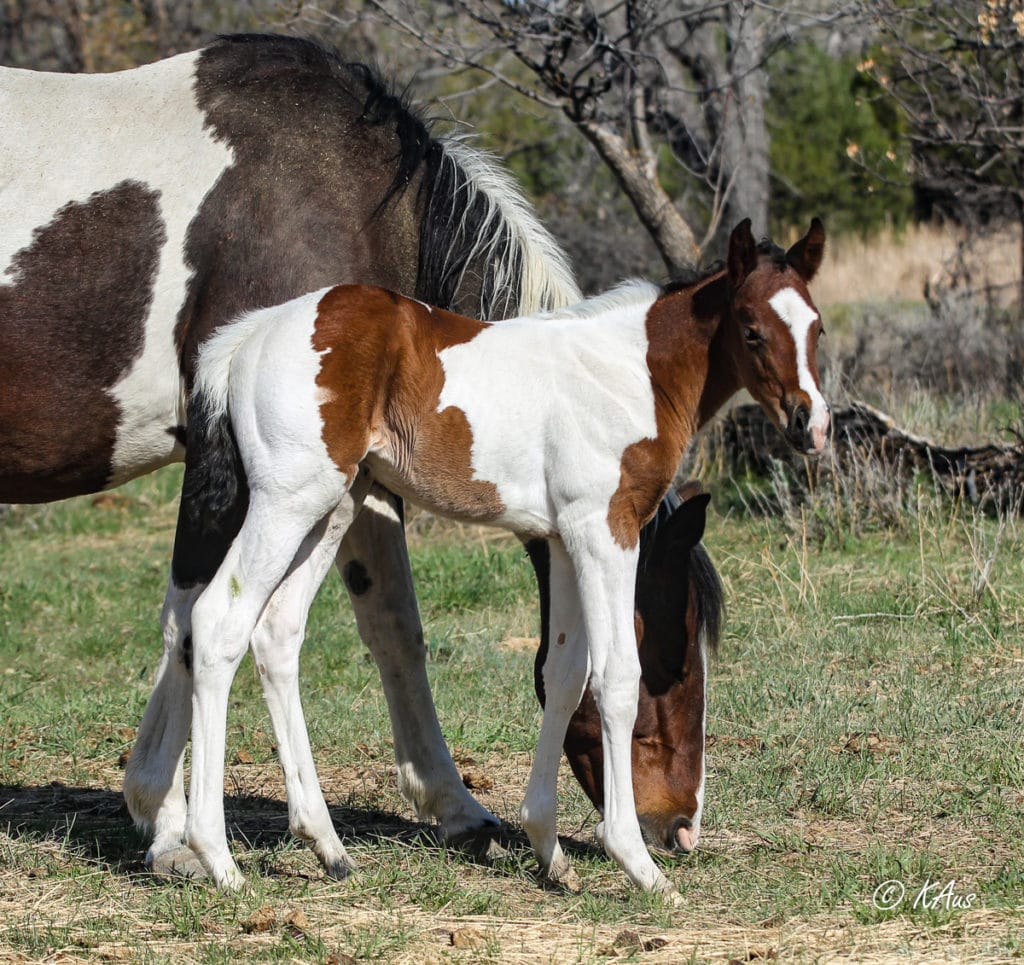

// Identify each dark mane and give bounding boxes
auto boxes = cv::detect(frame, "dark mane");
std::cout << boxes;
[661,260,725,295]
[206,34,574,320]
[755,237,789,268]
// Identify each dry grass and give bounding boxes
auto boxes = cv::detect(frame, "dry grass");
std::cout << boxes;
[813,222,1022,307]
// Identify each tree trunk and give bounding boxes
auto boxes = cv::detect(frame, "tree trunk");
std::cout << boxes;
[718,10,770,239]
[578,119,701,276]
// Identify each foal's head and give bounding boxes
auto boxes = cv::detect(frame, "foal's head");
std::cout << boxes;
[719,217,829,454]
[562,485,723,854]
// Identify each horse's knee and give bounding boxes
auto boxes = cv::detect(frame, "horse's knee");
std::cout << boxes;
[190,597,247,675]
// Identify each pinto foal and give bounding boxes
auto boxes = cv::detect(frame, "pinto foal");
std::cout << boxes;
[183,218,828,896]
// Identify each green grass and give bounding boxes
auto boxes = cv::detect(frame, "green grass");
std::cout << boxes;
[0,465,1022,962]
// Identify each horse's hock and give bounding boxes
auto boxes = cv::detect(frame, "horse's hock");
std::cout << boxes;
[704,401,1024,513]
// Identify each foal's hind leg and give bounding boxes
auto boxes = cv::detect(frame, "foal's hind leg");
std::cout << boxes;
[248,497,366,880]
[337,485,499,841]
[186,482,358,889]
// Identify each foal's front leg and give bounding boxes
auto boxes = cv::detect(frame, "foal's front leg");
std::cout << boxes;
[567,527,677,898]
[520,538,589,888]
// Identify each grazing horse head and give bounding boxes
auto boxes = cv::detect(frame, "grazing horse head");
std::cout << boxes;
[531,484,722,854]
[696,217,829,455]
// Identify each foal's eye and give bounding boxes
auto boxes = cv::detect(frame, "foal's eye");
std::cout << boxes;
[743,327,763,348]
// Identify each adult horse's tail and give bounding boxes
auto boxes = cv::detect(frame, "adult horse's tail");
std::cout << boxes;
[415,138,581,318]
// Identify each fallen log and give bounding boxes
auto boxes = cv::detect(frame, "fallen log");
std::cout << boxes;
[710,401,1024,513]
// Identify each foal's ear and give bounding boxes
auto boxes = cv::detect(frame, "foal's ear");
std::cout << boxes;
[727,218,758,290]
[786,217,826,282]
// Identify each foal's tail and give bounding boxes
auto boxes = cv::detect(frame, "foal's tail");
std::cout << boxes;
[182,316,261,535]
[417,137,581,318]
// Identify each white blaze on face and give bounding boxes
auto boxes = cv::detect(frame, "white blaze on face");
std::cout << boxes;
[767,287,829,452]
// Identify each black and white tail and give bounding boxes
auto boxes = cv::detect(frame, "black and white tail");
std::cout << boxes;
[417,137,581,319]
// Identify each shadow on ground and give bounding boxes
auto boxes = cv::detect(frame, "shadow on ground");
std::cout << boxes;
[0,782,600,880]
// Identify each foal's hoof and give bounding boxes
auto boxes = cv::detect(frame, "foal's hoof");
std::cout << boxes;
[323,855,357,881]
[147,844,209,882]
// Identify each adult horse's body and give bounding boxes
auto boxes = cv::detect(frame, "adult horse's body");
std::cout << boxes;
[0,34,578,874]
[1,34,716,881]
[180,217,828,896]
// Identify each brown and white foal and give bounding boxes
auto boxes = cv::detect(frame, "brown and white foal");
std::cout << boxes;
[183,218,828,897]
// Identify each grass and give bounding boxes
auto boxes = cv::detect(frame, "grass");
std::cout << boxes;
[1,462,1022,963]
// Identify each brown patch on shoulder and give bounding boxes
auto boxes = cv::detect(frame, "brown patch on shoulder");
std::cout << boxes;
[0,181,165,502]
[606,290,709,548]
[312,286,505,520]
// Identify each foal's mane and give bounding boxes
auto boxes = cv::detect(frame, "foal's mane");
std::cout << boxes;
[660,239,790,297]
[537,279,660,321]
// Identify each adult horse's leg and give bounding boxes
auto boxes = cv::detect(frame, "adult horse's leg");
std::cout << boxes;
[336,484,499,839]
[519,538,589,889]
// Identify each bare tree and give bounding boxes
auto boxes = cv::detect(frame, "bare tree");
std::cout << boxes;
[307,0,851,275]
[862,0,1024,305]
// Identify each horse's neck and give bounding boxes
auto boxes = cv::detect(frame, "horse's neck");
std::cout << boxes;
[645,285,741,442]
[696,312,743,429]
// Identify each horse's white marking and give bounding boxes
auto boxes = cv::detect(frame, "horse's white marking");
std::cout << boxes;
[768,287,829,446]
[436,281,660,536]
[0,53,235,484]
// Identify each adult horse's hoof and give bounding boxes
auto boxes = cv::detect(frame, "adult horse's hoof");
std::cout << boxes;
[147,844,209,881]
[540,858,582,893]
[445,820,506,863]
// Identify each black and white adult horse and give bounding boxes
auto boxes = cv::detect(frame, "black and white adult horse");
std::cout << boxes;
[1,34,578,878]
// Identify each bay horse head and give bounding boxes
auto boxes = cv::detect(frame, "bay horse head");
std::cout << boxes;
[531,483,723,855]
[714,217,829,454]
